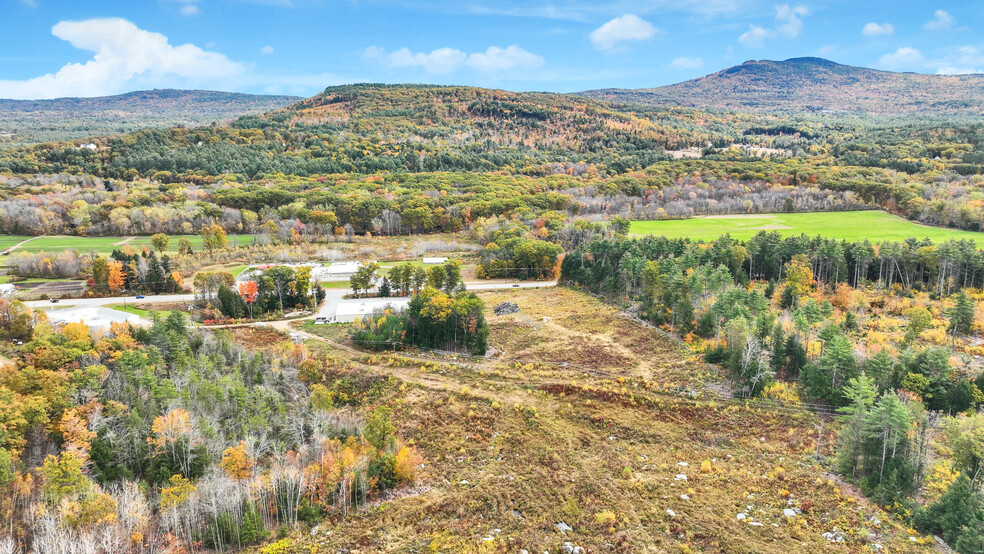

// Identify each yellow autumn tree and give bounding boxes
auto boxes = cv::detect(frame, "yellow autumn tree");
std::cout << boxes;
[219,441,254,480]
[62,322,92,344]
[394,445,424,484]
[784,254,814,295]
[160,474,196,511]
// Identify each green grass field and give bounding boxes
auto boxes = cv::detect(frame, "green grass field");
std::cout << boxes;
[0,236,32,251]
[629,211,984,244]
[4,233,253,255]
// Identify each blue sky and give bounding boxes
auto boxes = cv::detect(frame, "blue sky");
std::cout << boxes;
[0,0,982,99]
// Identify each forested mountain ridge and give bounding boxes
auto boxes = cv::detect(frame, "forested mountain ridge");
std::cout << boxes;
[0,89,299,145]
[580,57,984,115]
[1,84,746,177]
[2,82,984,187]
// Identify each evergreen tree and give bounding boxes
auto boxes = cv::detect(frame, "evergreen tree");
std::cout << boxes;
[917,476,984,554]
[835,373,878,478]
[779,285,795,309]
[949,291,976,337]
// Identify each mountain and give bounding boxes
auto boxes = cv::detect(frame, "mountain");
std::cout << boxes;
[0,89,300,145]
[580,57,984,116]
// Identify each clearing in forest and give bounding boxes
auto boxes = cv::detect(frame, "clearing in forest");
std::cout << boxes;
[282,287,931,553]
[629,210,984,244]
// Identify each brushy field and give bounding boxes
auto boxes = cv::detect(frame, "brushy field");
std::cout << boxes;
[630,210,984,244]
[275,287,932,554]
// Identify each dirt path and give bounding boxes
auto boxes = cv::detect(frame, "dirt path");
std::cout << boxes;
[6,236,39,252]
[114,237,135,246]
[274,321,550,406]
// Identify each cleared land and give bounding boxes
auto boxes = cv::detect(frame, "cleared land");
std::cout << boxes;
[284,287,929,553]
[629,210,984,244]
[5,233,253,255]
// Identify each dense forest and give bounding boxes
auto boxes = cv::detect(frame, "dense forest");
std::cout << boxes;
[0,312,422,552]
[561,231,984,551]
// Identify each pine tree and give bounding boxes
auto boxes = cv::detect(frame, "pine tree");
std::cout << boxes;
[949,291,976,337]
[835,372,878,477]
[864,350,894,390]
[769,326,787,373]
[864,392,912,479]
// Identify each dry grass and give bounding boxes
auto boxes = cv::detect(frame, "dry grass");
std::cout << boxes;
[246,287,932,554]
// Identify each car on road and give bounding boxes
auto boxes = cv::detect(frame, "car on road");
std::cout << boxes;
[135,295,145,299]
[49,298,59,303]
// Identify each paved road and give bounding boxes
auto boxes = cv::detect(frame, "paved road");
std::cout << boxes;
[25,281,557,320]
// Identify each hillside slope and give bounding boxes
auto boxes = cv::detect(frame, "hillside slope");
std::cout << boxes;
[581,57,984,115]
[0,89,299,144]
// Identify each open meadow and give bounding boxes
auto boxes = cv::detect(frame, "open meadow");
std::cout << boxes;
[629,210,984,244]
[3,233,254,255]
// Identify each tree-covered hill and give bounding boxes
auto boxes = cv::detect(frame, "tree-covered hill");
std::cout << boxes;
[580,57,984,116]
[1,84,743,177]
[0,89,299,145]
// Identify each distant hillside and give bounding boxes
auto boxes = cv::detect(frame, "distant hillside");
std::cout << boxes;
[0,83,723,177]
[0,89,299,145]
[580,57,984,115]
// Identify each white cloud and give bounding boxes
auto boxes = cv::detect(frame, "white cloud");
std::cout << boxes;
[589,14,657,51]
[0,18,245,99]
[878,47,924,68]
[21,0,39,7]
[466,0,742,21]
[670,56,703,69]
[775,5,809,38]
[364,46,467,74]
[739,4,809,48]
[862,22,894,37]
[934,46,983,74]
[180,5,200,15]
[364,45,544,74]
[260,45,275,55]
[739,25,771,48]
[924,9,954,31]
[466,46,544,72]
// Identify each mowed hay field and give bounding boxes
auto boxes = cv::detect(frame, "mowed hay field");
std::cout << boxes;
[630,210,984,244]
[4,233,253,255]
[284,287,930,553]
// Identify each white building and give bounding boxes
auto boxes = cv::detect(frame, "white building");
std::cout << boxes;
[0,284,15,295]
[422,257,448,265]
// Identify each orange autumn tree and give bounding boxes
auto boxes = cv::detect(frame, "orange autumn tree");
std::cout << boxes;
[238,280,258,319]
[107,260,125,291]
